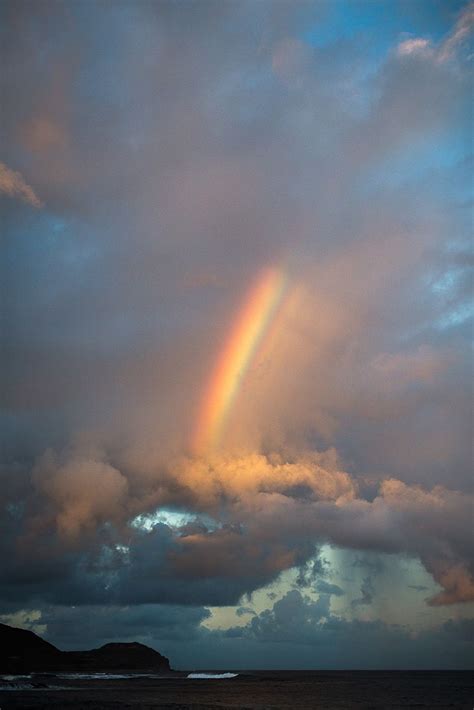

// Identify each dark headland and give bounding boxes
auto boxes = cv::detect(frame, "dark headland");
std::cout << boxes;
[0,622,172,674]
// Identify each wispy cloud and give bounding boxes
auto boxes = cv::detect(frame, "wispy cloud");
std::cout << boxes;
[397,2,473,63]
[438,2,474,61]
[0,161,43,208]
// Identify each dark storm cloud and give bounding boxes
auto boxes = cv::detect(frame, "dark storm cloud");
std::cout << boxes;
[217,589,474,669]
[35,603,210,651]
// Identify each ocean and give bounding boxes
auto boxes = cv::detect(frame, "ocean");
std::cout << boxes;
[0,670,472,709]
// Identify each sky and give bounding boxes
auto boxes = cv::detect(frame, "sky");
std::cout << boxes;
[0,0,473,670]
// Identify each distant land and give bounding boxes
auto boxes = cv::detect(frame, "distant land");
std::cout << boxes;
[0,623,172,674]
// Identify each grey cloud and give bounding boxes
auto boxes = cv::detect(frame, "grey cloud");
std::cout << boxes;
[42,603,211,650]
[218,589,474,669]
[351,576,376,608]
[315,580,345,597]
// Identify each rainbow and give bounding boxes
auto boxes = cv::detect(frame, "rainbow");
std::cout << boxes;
[192,266,288,454]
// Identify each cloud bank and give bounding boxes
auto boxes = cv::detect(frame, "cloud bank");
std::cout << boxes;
[1,448,472,610]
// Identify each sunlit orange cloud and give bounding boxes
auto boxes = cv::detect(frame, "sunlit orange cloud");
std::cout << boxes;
[191,266,288,455]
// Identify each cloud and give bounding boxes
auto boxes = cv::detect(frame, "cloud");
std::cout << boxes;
[427,562,474,607]
[397,38,433,58]
[314,580,345,597]
[1,447,472,609]
[438,2,474,61]
[408,584,429,592]
[0,161,43,207]
[218,589,474,669]
[397,3,473,64]
[33,448,129,538]
[271,38,313,82]
[352,576,375,608]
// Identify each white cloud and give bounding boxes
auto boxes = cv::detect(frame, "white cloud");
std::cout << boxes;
[397,4,474,64]
[397,38,432,58]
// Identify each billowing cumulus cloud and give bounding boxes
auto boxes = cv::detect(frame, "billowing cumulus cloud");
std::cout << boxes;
[1,0,473,668]
[1,448,472,610]
[33,449,129,538]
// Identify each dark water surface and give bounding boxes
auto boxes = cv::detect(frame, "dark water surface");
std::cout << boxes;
[0,670,472,709]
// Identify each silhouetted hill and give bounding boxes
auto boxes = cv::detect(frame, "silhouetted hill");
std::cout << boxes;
[64,641,171,672]
[0,622,61,672]
[0,623,171,674]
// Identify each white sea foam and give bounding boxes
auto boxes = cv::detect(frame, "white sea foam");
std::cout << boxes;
[187,672,238,679]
